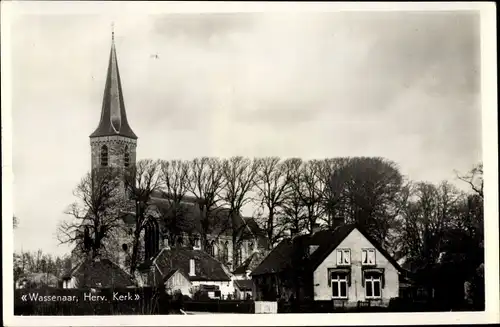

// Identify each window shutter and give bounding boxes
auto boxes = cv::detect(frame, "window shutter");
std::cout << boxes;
[327,269,331,287]
[361,271,365,288]
[381,269,385,288]
[347,270,352,286]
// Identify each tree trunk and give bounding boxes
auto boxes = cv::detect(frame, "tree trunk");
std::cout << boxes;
[267,209,274,250]
[130,231,141,275]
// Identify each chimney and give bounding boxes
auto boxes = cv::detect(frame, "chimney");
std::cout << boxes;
[163,238,170,250]
[189,259,196,276]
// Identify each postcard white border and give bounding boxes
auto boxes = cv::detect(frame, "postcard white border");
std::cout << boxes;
[2,1,498,326]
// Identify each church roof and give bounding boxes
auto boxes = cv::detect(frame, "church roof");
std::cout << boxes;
[233,251,267,275]
[90,32,137,140]
[149,194,262,239]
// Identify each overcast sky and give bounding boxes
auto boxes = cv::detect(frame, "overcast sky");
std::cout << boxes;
[9,10,482,256]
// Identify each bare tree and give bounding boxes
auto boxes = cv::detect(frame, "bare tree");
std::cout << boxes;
[159,159,193,245]
[456,163,483,199]
[281,158,307,235]
[58,168,127,259]
[316,158,350,228]
[298,160,325,234]
[221,156,259,267]
[186,157,226,251]
[125,159,163,275]
[395,181,461,270]
[254,157,292,249]
[13,215,19,229]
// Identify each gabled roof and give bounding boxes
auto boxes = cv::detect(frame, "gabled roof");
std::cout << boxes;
[234,279,253,291]
[251,224,403,276]
[250,238,295,276]
[63,257,136,288]
[90,35,137,140]
[153,247,231,282]
[148,194,262,240]
[233,251,267,275]
[163,268,192,283]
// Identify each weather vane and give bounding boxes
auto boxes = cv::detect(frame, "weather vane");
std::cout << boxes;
[111,22,115,41]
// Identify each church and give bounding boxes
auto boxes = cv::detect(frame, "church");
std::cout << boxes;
[67,30,267,292]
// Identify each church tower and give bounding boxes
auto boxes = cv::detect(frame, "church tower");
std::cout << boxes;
[89,28,137,191]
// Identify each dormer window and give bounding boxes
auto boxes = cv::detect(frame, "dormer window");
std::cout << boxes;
[193,237,201,250]
[100,145,108,167]
[362,249,376,266]
[124,146,130,167]
[336,249,351,266]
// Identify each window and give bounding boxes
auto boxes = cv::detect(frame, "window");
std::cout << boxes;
[336,249,351,266]
[365,273,382,299]
[124,146,130,167]
[100,145,108,167]
[208,241,216,256]
[222,241,229,263]
[235,246,243,266]
[331,273,348,299]
[193,237,201,250]
[362,249,376,265]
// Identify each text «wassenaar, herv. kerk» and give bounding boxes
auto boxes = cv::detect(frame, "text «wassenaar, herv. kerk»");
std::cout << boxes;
[20,291,141,303]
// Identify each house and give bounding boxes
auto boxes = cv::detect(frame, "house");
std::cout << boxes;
[234,279,253,300]
[231,250,267,299]
[16,273,59,289]
[163,269,192,296]
[61,257,136,289]
[139,245,234,299]
[251,224,403,307]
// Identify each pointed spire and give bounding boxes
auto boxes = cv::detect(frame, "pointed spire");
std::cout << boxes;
[90,26,137,139]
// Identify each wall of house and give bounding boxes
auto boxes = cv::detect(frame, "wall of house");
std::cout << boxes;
[165,271,192,296]
[252,273,295,301]
[191,280,235,299]
[313,229,399,306]
[62,277,77,289]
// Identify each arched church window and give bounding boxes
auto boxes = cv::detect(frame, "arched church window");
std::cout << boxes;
[223,241,229,264]
[211,241,217,257]
[100,145,108,167]
[124,145,130,168]
[235,246,243,266]
[144,219,159,261]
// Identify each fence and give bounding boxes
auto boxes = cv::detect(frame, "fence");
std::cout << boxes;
[184,300,255,313]
[255,301,278,314]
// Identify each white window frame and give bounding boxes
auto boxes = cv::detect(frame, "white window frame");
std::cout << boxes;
[362,248,376,266]
[331,273,348,299]
[336,249,351,266]
[365,275,382,299]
